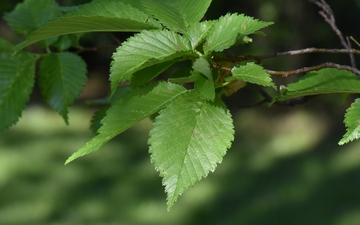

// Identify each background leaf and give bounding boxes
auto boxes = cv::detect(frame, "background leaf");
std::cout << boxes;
[66,82,187,164]
[276,68,360,101]
[38,52,87,124]
[228,62,275,88]
[142,0,212,32]
[0,42,36,130]
[339,98,360,145]
[15,1,161,50]
[203,13,273,55]
[4,0,61,35]
[4,0,61,48]
[110,29,194,92]
[148,91,234,210]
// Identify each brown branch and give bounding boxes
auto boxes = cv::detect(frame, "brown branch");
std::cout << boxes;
[213,48,360,63]
[309,0,355,66]
[266,62,360,77]
[346,36,356,67]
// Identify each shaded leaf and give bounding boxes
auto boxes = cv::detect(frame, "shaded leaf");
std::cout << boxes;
[4,0,61,35]
[38,52,87,124]
[339,98,360,145]
[110,29,194,92]
[228,62,275,88]
[66,82,187,164]
[203,13,273,55]
[0,46,36,130]
[192,71,215,101]
[15,1,160,51]
[193,57,212,81]
[276,68,360,101]
[149,91,234,210]
[130,60,175,87]
[90,106,109,134]
[142,0,212,32]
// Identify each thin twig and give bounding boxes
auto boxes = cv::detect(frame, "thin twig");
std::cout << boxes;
[213,48,360,63]
[309,0,355,66]
[266,62,360,77]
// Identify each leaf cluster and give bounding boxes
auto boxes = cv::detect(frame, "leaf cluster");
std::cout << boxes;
[2,0,360,210]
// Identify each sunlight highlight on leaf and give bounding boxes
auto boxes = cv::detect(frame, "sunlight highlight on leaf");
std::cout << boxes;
[148,91,234,210]
[339,98,360,145]
[65,82,187,164]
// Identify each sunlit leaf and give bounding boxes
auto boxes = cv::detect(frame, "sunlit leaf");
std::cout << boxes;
[149,91,234,210]
[185,21,215,49]
[276,68,360,101]
[142,0,212,32]
[66,82,187,164]
[339,98,360,145]
[203,13,273,55]
[228,62,275,88]
[110,29,194,92]
[15,1,161,51]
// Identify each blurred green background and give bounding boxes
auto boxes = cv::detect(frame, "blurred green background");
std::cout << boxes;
[2,0,360,224]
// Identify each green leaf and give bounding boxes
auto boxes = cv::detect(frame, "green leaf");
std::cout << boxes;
[192,71,215,101]
[228,62,275,88]
[65,82,187,164]
[339,98,360,145]
[90,106,109,134]
[193,57,213,81]
[203,13,273,55]
[15,1,161,51]
[185,21,215,49]
[130,60,175,87]
[92,0,147,12]
[4,0,61,35]
[38,52,87,124]
[148,91,234,210]
[110,29,194,92]
[0,48,36,131]
[276,68,360,101]
[142,0,212,32]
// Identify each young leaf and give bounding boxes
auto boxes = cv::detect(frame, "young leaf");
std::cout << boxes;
[192,71,215,101]
[228,62,275,88]
[339,98,360,145]
[276,68,360,101]
[0,46,36,131]
[193,57,213,81]
[65,82,187,164]
[142,0,212,32]
[110,29,194,92]
[203,13,273,55]
[15,1,161,51]
[148,91,234,210]
[38,52,87,124]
